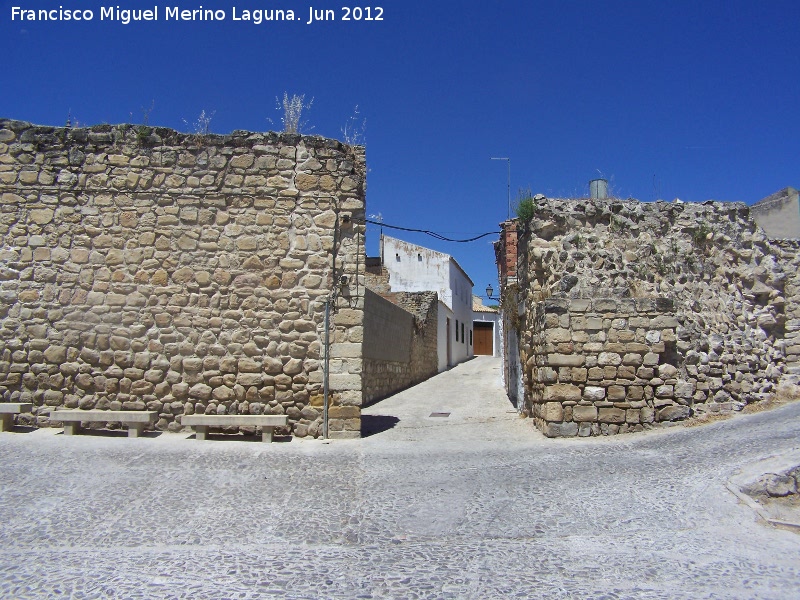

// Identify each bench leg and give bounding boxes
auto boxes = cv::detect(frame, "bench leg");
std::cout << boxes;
[195,425,208,441]
[128,424,146,438]
[63,422,80,436]
[0,414,12,433]
[261,426,274,443]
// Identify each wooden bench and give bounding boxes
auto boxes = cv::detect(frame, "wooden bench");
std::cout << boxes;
[50,410,157,438]
[0,403,33,432]
[181,414,289,443]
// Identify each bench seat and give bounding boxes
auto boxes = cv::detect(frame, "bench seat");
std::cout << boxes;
[0,403,33,432]
[181,414,289,442]
[50,409,157,438]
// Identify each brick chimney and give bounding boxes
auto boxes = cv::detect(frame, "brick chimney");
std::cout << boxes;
[494,220,518,289]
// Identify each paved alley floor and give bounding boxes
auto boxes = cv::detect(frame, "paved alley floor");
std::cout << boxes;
[2,356,800,599]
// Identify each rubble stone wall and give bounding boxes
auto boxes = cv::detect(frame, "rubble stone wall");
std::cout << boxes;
[773,240,800,373]
[362,289,438,405]
[0,119,366,438]
[501,197,793,437]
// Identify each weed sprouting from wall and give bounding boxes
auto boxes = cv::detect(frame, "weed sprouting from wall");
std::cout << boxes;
[341,105,366,146]
[276,92,314,134]
[514,188,537,222]
[183,109,215,136]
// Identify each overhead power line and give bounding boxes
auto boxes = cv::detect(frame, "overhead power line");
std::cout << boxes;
[361,218,500,243]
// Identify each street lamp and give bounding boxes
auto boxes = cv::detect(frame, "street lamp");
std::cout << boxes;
[491,157,511,220]
[486,284,494,299]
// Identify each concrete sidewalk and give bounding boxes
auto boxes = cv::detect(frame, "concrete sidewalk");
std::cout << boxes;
[361,356,537,446]
[1,356,800,598]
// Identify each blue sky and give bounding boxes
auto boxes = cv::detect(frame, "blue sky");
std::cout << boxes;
[2,0,798,298]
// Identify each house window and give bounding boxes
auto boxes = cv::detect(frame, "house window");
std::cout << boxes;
[417,253,422,261]
[455,320,459,342]
[461,322,465,343]
[470,330,473,346]
[395,253,400,262]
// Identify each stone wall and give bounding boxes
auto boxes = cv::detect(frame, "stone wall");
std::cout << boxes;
[529,297,689,437]
[498,196,794,437]
[362,289,438,405]
[0,119,366,438]
[773,240,800,374]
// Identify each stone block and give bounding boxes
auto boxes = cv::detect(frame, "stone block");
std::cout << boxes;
[651,315,679,328]
[571,368,587,383]
[655,385,674,398]
[674,381,695,399]
[547,354,584,367]
[617,366,636,380]
[592,299,618,312]
[643,353,660,366]
[657,405,690,422]
[622,353,643,366]
[626,386,644,400]
[538,367,558,383]
[585,317,603,330]
[542,421,579,437]
[570,299,591,312]
[546,328,572,343]
[598,352,622,366]
[607,385,626,401]
[587,367,604,381]
[543,384,582,402]
[572,404,598,422]
[541,402,563,422]
[658,364,678,379]
[598,407,626,423]
[583,386,605,401]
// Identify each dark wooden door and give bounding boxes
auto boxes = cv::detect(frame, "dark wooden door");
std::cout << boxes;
[474,322,494,355]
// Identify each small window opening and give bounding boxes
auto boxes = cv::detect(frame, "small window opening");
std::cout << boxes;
[417,253,422,261]
[395,253,400,262]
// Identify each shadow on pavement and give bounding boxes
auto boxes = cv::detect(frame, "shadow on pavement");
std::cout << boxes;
[189,433,293,443]
[57,428,164,439]
[5,425,38,434]
[361,414,400,438]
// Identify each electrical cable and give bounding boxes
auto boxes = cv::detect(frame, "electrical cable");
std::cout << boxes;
[360,218,500,243]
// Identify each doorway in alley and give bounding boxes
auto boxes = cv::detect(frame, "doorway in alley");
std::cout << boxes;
[474,322,494,355]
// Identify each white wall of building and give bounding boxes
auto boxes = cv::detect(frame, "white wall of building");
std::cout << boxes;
[382,235,474,369]
[437,302,452,372]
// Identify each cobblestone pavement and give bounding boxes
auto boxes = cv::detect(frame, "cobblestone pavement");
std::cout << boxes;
[2,356,800,599]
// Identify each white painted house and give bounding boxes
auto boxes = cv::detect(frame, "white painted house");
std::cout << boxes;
[381,235,474,370]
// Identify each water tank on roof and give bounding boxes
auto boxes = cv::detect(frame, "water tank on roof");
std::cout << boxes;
[589,178,608,199]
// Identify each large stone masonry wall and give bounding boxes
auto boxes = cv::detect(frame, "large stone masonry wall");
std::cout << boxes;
[0,119,366,438]
[362,289,438,405]
[529,297,693,437]
[501,196,794,437]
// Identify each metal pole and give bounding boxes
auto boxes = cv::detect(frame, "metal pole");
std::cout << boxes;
[506,159,511,220]
[322,297,330,440]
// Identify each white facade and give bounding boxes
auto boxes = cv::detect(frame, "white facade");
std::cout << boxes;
[381,235,474,369]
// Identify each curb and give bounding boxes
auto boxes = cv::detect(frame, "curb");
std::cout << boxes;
[727,449,800,530]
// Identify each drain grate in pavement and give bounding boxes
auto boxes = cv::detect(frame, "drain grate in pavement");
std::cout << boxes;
[429,412,450,418]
